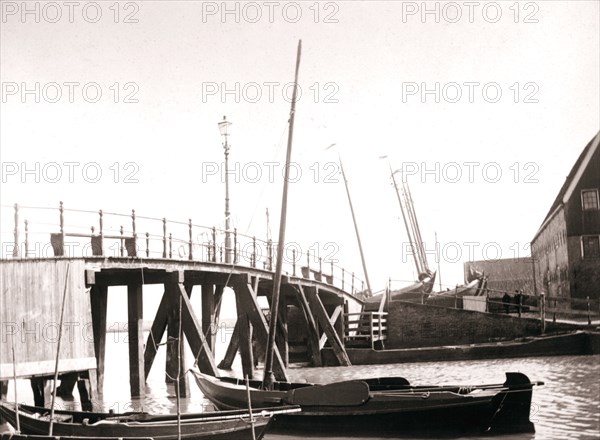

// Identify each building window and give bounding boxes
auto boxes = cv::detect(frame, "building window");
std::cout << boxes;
[581,235,600,259]
[581,189,599,210]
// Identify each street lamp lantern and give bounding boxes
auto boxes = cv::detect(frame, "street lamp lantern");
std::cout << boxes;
[218,115,233,263]
[218,116,232,150]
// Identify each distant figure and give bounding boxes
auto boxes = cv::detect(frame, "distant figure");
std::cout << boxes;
[514,290,523,305]
[502,292,512,314]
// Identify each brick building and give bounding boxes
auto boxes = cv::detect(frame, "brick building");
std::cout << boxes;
[531,132,600,303]
[464,258,533,297]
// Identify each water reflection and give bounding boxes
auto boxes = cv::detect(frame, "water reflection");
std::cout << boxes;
[6,332,599,440]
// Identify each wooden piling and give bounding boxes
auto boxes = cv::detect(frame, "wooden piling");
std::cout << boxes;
[201,284,216,352]
[166,286,189,397]
[89,286,107,398]
[127,283,145,398]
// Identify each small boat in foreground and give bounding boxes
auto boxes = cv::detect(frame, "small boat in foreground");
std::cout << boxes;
[192,370,543,436]
[0,402,300,440]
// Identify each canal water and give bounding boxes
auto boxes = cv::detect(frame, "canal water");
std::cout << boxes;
[6,331,600,440]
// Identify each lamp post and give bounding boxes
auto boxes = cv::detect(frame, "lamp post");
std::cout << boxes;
[218,115,232,264]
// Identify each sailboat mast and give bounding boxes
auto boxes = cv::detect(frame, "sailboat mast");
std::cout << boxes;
[339,154,372,296]
[402,181,429,273]
[390,164,421,275]
[263,40,302,389]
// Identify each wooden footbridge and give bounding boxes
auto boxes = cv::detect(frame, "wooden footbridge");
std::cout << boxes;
[0,203,369,408]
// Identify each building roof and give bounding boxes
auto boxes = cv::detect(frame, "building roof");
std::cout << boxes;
[532,131,600,243]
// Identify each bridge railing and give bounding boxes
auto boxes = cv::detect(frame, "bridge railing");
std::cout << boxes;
[1,202,367,298]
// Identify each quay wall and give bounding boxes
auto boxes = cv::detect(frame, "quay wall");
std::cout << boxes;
[386,300,580,349]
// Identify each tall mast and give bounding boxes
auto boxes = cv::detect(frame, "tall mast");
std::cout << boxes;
[263,40,301,390]
[402,180,429,273]
[389,163,421,275]
[338,153,372,296]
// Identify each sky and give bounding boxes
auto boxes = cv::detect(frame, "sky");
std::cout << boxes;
[1,1,599,316]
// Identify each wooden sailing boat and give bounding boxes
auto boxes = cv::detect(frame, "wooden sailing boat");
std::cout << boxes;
[192,40,543,436]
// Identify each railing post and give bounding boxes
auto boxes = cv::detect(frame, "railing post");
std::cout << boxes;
[388,277,392,304]
[169,233,173,259]
[162,218,167,258]
[24,219,29,257]
[59,201,65,256]
[518,293,522,318]
[131,209,136,238]
[212,227,217,262]
[252,236,256,268]
[13,203,19,257]
[342,269,345,290]
[292,249,297,276]
[454,285,458,309]
[587,296,591,325]
[330,261,334,283]
[120,226,124,257]
[267,239,273,271]
[188,219,193,260]
[233,228,238,264]
[306,250,310,273]
[370,313,374,350]
[146,232,150,257]
[99,209,104,256]
[351,272,355,294]
[59,201,64,238]
[319,257,323,279]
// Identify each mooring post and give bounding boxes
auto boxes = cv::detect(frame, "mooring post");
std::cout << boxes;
[540,292,546,334]
[587,296,591,325]
[13,203,19,257]
[127,283,145,398]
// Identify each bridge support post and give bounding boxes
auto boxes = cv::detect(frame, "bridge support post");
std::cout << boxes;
[277,291,289,367]
[218,320,239,369]
[144,291,169,379]
[294,285,321,367]
[127,283,145,398]
[306,287,351,367]
[235,293,255,379]
[165,272,219,377]
[89,285,107,397]
[30,377,47,407]
[165,283,190,397]
[233,277,288,381]
[201,284,216,352]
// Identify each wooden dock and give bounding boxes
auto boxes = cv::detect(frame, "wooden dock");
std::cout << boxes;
[0,203,366,407]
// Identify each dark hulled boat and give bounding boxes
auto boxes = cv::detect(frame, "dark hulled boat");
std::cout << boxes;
[192,370,542,436]
[0,402,300,440]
